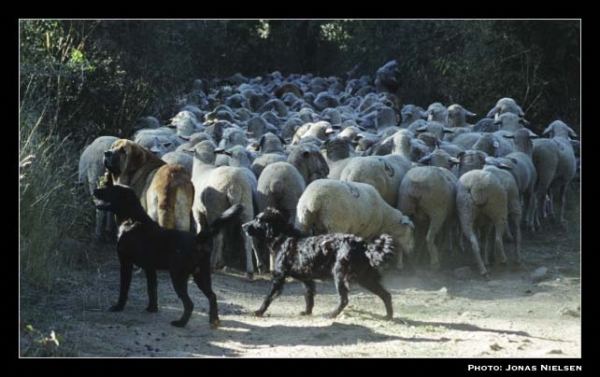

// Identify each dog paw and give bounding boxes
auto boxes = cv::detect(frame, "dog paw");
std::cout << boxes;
[245,272,254,281]
[299,311,312,316]
[170,319,187,328]
[108,304,125,312]
[209,319,221,329]
[325,313,339,319]
[384,314,394,321]
[253,310,264,317]
[145,305,158,313]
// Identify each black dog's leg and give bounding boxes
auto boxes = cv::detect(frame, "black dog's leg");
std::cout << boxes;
[329,267,350,319]
[254,274,286,317]
[300,280,316,316]
[356,271,393,320]
[192,261,220,329]
[144,268,158,312]
[170,271,193,328]
[109,262,133,312]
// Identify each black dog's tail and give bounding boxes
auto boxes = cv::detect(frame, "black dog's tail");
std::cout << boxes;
[365,234,395,267]
[196,204,245,243]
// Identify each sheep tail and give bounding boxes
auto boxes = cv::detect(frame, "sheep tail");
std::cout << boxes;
[365,234,395,267]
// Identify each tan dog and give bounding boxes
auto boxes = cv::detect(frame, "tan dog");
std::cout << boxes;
[104,139,194,231]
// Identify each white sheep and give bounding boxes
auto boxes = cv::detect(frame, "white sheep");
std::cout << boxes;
[189,140,257,278]
[295,179,415,270]
[78,135,119,241]
[397,164,457,268]
[532,120,577,227]
[340,154,412,206]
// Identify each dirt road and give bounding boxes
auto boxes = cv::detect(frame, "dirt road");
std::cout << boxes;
[20,192,580,358]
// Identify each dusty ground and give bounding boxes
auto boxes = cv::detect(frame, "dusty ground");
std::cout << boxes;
[20,191,581,358]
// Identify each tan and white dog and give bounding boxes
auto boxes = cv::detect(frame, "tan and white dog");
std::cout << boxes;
[104,139,194,231]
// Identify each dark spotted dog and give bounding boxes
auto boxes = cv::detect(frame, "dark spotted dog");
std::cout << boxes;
[242,207,395,320]
[94,184,243,328]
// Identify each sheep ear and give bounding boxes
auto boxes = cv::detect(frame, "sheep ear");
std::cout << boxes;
[542,124,554,136]
[356,133,365,140]
[498,162,513,171]
[416,125,427,133]
[442,127,454,134]
[567,126,578,138]
[277,135,287,145]
[528,130,539,139]
[486,105,500,118]
[325,127,336,135]
[457,151,465,160]
[492,139,500,149]
[418,155,431,165]
[418,109,428,118]
[255,135,266,151]
[449,157,460,165]
[464,109,476,117]
[484,156,496,165]
[509,157,518,164]
[179,135,191,141]
[400,216,415,229]
[503,133,515,139]
[519,118,530,126]
[493,119,501,126]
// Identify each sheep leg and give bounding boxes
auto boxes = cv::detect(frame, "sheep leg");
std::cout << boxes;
[522,190,535,232]
[426,217,444,268]
[494,221,507,265]
[243,234,255,280]
[459,210,488,277]
[557,184,569,226]
[211,232,225,270]
[509,214,522,264]
[94,209,104,242]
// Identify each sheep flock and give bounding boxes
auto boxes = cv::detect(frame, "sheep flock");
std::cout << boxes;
[80,60,580,280]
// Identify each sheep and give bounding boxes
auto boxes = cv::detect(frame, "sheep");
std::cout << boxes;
[133,116,161,131]
[245,116,270,139]
[188,140,257,279]
[254,132,286,154]
[295,179,415,270]
[532,121,577,227]
[417,148,460,170]
[456,165,508,278]
[447,104,476,128]
[451,132,484,151]
[375,60,401,94]
[397,164,458,268]
[492,112,528,131]
[340,154,412,206]
[135,135,180,157]
[482,165,523,265]
[161,151,194,175]
[78,135,119,241]
[486,97,525,119]
[415,121,454,141]
[218,126,248,150]
[472,133,513,157]
[496,128,539,231]
[291,121,331,145]
[258,99,288,117]
[256,161,307,270]
[400,104,427,128]
[375,106,398,130]
[286,143,330,185]
[175,132,212,152]
[324,137,355,180]
[471,118,499,133]
[426,103,449,125]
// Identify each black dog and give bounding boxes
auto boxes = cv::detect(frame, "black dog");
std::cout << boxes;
[93,184,243,328]
[242,208,395,320]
